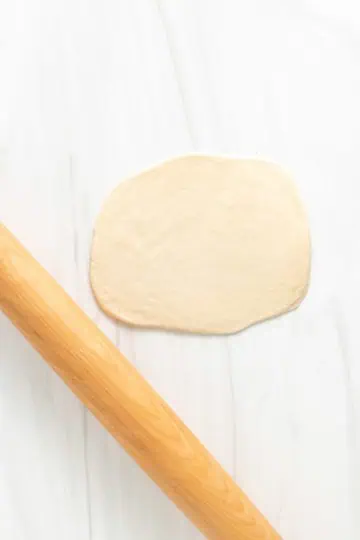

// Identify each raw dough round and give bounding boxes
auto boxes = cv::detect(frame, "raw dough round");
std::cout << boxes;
[90,156,310,334]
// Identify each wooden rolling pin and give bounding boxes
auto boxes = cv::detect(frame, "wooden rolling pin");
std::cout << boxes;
[0,223,280,540]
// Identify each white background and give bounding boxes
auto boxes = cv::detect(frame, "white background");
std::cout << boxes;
[1,1,360,539]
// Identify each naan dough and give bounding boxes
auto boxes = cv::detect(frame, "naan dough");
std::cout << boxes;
[90,156,310,334]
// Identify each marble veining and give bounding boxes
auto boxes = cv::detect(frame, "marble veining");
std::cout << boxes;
[1,1,360,539]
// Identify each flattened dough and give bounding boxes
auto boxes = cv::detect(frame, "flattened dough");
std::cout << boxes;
[90,156,310,334]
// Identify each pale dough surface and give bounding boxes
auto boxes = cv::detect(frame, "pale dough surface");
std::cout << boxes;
[90,156,310,334]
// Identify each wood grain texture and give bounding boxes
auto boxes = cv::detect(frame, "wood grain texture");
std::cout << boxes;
[1,1,360,539]
[0,224,280,540]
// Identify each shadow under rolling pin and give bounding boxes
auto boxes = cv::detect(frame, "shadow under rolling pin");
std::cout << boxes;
[0,223,280,540]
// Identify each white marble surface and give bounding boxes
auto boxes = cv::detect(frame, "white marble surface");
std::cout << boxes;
[1,1,360,539]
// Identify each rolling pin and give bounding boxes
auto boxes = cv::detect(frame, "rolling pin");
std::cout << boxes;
[0,223,280,540]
